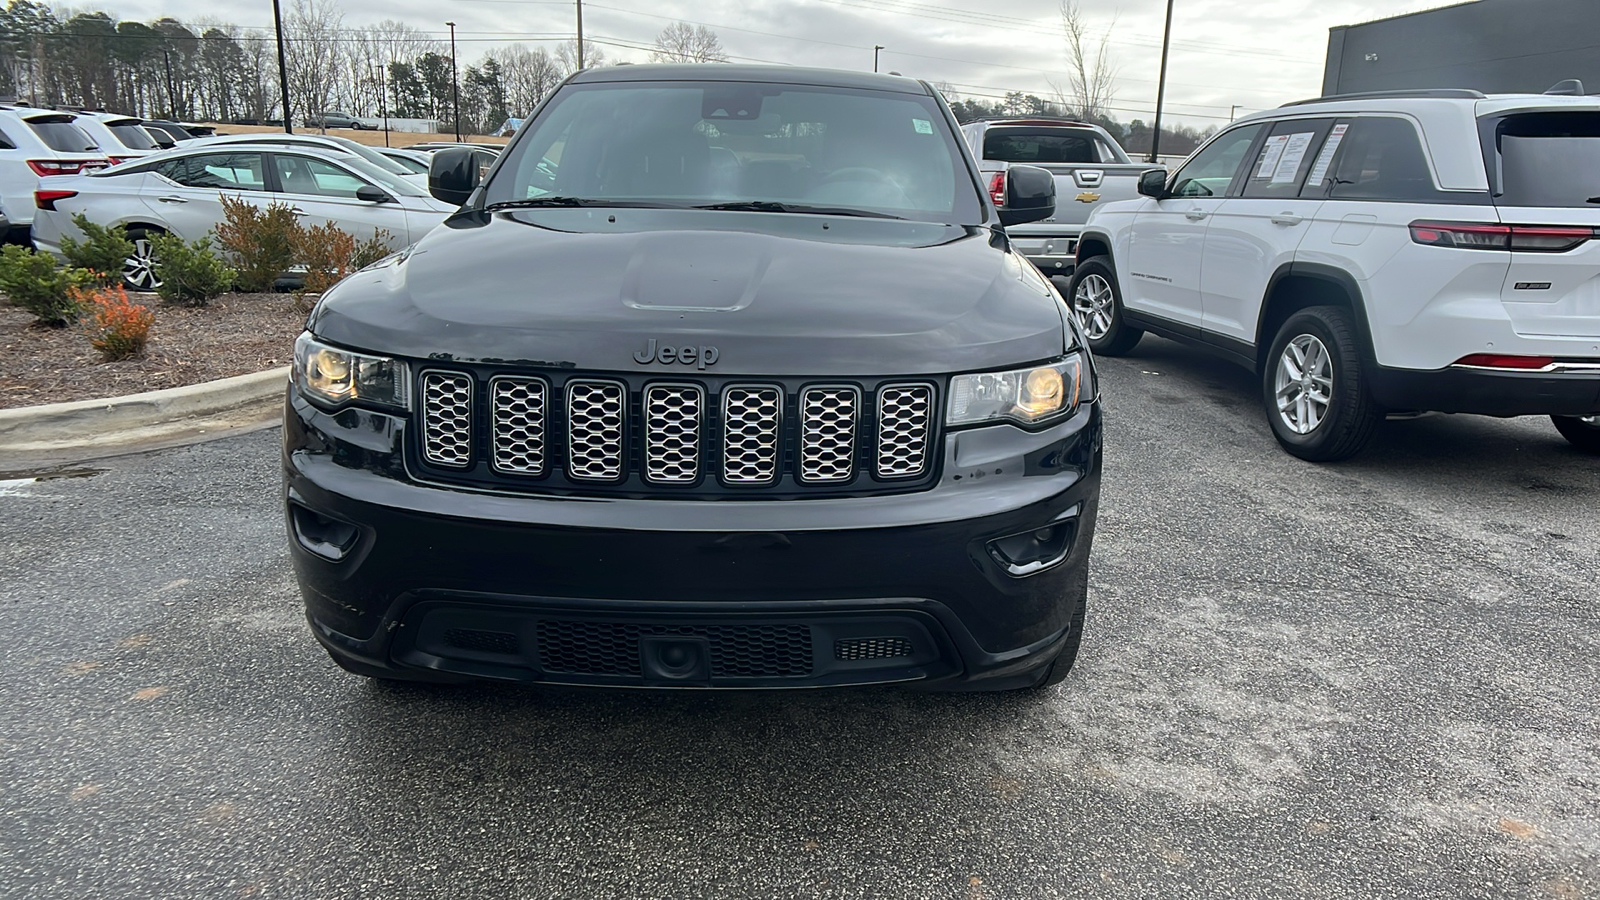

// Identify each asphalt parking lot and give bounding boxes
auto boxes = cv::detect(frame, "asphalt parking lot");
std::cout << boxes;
[2,336,1597,899]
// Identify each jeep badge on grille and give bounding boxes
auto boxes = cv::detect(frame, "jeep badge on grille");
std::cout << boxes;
[634,338,719,369]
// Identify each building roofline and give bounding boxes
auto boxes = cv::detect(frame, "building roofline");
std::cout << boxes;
[1329,0,1485,32]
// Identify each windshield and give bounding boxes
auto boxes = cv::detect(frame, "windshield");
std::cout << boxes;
[386,152,429,174]
[1491,112,1600,208]
[341,156,428,197]
[106,121,158,151]
[326,135,415,177]
[28,118,98,152]
[484,80,983,223]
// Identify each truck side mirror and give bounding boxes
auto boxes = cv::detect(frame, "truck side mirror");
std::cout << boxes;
[428,147,480,206]
[998,164,1055,227]
[1137,168,1169,199]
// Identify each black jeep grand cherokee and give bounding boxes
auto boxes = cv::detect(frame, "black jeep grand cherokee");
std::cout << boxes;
[284,65,1102,690]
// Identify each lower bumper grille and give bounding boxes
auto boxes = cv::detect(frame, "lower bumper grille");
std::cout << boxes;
[537,620,813,678]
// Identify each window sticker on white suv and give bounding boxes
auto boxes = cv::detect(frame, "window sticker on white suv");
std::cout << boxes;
[1305,123,1348,188]
[1255,134,1289,178]
[1271,132,1317,183]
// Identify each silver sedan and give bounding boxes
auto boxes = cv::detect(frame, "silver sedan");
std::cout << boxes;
[32,143,458,291]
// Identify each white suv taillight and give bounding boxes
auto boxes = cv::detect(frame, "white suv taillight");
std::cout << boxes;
[1409,220,1596,253]
[988,172,1006,207]
[27,159,99,176]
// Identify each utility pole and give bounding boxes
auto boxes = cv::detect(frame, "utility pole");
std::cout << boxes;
[272,0,293,133]
[446,21,460,141]
[873,45,884,73]
[1229,104,1239,122]
[375,63,390,147]
[1149,0,1174,163]
[576,0,585,70]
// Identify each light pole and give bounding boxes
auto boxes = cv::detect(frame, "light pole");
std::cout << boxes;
[1149,0,1174,163]
[446,21,461,141]
[873,45,884,73]
[575,0,585,70]
[271,0,293,133]
[374,63,390,146]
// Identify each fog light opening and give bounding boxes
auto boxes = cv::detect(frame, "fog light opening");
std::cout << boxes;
[290,503,361,561]
[987,519,1078,577]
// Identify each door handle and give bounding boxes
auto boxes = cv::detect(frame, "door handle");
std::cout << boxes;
[156,195,188,203]
[1184,209,1208,221]
[289,207,307,217]
[1271,213,1304,226]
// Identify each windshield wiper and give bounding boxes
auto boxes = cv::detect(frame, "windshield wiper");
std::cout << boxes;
[693,200,904,219]
[484,197,684,211]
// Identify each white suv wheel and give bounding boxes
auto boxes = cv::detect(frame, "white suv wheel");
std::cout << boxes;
[1072,274,1114,340]
[1274,333,1334,435]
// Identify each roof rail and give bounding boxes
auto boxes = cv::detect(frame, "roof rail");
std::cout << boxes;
[1280,88,1486,107]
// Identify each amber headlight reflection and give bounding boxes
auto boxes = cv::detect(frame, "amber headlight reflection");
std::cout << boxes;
[293,332,409,410]
[946,355,1086,427]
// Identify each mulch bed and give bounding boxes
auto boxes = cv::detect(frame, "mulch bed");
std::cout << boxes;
[0,292,306,410]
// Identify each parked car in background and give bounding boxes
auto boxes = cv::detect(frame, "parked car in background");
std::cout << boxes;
[961,117,1156,280]
[141,120,196,146]
[194,132,428,187]
[0,106,108,242]
[32,143,456,290]
[71,112,162,165]
[305,111,373,130]
[404,141,505,152]
[1072,84,1600,459]
[375,147,430,174]
[142,126,177,149]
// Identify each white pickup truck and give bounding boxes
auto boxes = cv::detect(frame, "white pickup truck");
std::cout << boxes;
[960,117,1159,280]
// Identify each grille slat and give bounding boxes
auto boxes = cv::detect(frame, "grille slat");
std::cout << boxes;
[799,386,859,483]
[490,376,547,476]
[876,384,934,478]
[722,386,782,485]
[420,371,473,468]
[567,380,626,481]
[644,385,703,484]
[535,621,813,678]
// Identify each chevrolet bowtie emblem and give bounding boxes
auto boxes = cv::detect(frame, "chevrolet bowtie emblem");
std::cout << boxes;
[1076,192,1101,203]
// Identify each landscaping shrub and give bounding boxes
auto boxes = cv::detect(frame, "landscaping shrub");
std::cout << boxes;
[292,222,359,309]
[213,194,298,292]
[58,213,134,286]
[75,284,154,361]
[0,244,93,326]
[150,233,236,307]
[350,228,395,270]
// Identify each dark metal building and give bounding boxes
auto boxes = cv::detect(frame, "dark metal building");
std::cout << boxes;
[1323,0,1598,96]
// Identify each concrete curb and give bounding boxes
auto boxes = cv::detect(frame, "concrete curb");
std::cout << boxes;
[0,366,290,453]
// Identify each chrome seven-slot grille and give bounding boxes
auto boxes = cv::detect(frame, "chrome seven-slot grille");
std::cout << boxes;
[415,370,936,494]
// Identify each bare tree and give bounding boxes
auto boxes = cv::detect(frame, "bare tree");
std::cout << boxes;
[499,43,563,116]
[1056,1,1116,120]
[555,39,605,75]
[650,23,728,64]
[284,0,345,128]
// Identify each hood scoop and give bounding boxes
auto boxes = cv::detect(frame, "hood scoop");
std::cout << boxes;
[620,232,772,312]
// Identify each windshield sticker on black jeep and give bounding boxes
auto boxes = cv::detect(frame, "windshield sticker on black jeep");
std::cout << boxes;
[634,339,720,369]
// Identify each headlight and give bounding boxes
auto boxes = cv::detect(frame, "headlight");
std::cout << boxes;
[293,332,409,410]
[947,355,1087,427]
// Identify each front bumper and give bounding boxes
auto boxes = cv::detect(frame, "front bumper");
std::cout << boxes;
[1368,364,1600,416]
[283,392,1102,690]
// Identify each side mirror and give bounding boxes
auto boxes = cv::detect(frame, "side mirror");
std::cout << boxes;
[429,147,481,206]
[997,164,1055,227]
[1137,168,1169,199]
[355,184,392,204]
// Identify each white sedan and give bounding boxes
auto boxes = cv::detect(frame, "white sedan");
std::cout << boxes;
[32,143,457,291]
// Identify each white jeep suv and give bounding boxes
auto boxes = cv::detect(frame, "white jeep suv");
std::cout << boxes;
[1069,86,1600,460]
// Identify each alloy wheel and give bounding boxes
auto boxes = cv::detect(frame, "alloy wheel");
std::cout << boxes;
[1274,333,1334,435]
[123,237,161,291]
[1072,273,1114,340]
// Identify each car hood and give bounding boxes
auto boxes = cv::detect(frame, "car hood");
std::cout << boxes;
[308,209,1068,376]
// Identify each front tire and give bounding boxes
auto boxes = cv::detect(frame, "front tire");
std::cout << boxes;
[1552,415,1600,453]
[122,226,164,292]
[1263,305,1382,461]
[1067,257,1143,356]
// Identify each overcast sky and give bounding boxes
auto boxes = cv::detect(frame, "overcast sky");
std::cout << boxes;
[119,0,1462,127]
